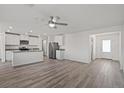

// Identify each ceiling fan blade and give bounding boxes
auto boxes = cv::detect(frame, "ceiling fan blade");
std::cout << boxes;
[55,22,68,26]
[50,16,54,21]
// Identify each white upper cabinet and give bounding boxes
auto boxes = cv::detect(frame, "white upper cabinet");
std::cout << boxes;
[5,34,20,45]
[54,35,64,46]
[5,33,40,46]
[20,35,29,40]
[29,36,39,45]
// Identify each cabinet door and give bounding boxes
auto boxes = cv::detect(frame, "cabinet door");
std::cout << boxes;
[6,51,13,61]
[29,37,39,45]
[6,34,20,45]
[20,35,29,40]
[56,50,64,60]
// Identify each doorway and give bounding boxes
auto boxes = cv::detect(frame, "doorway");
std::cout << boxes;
[42,39,47,56]
[90,32,121,62]
[90,35,96,61]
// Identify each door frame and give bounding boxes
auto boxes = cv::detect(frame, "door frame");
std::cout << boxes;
[89,35,96,61]
[89,31,122,69]
[42,39,47,56]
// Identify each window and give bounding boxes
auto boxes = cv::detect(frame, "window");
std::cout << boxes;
[102,40,111,52]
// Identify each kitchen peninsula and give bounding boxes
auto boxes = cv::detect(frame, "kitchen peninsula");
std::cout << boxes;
[5,32,43,67]
[12,50,43,67]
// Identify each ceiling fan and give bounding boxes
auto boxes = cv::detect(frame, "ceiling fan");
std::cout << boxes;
[48,16,68,28]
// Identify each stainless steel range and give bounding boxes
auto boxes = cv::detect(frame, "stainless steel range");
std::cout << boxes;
[19,40,29,50]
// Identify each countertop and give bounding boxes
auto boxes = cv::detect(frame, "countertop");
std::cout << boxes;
[6,49,19,51]
[57,49,65,51]
[6,49,43,53]
[13,50,43,53]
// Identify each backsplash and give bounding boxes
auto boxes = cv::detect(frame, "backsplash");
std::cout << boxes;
[5,45,39,50]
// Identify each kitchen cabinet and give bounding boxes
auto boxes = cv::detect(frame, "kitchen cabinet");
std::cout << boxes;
[12,51,43,66]
[20,35,29,40]
[29,36,39,45]
[56,49,65,60]
[6,51,13,61]
[5,33,40,46]
[5,34,20,45]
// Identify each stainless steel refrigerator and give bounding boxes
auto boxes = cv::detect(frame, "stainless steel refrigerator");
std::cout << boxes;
[49,42,59,59]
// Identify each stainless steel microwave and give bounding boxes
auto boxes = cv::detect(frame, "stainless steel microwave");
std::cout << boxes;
[20,40,29,45]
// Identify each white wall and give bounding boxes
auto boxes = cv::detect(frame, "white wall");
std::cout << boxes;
[0,25,1,59]
[54,35,64,45]
[0,32,5,62]
[64,31,90,63]
[121,25,124,71]
[95,33,120,60]
[64,25,122,64]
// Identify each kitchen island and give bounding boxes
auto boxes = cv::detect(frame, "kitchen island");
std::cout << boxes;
[12,50,43,67]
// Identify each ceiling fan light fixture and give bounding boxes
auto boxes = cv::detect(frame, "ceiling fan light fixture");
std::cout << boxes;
[7,29,10,32]
[48,16,67,28]
[49,23,56,28]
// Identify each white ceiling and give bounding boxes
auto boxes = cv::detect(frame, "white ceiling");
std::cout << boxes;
[0,4,124,35]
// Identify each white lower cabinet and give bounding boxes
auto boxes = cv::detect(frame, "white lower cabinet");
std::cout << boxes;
[12,51,43,66]
[6,51,13,61]
[56,50,65,60]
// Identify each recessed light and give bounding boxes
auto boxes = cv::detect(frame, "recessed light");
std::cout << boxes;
[30,30,32,32]
[43,33,47,35]
[7,29,10,32]
[49,23,55,28]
